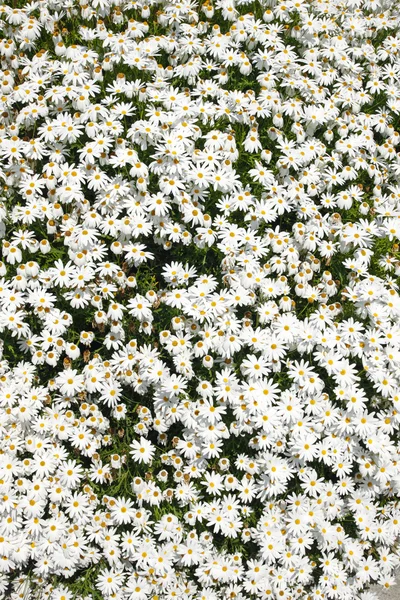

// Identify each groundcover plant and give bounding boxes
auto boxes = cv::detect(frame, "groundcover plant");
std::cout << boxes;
[1,0,400,598]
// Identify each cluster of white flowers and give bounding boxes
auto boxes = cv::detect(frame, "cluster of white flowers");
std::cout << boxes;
[0,0,400,598]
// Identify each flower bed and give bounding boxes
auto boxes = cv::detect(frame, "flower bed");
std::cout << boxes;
[0,0,400,599]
